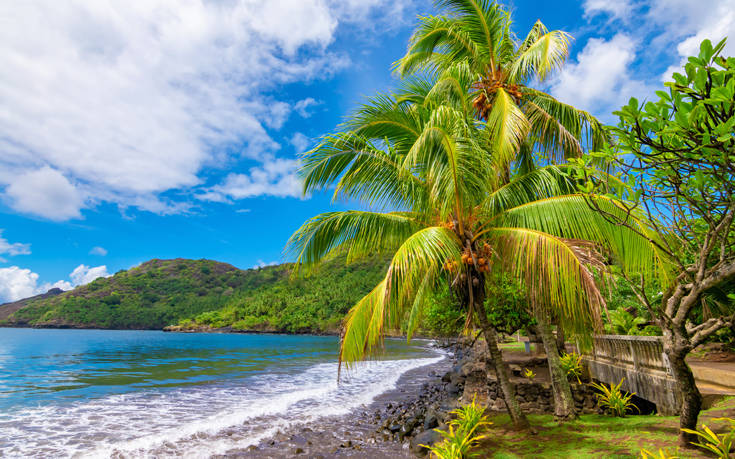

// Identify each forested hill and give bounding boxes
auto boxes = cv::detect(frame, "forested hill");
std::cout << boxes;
[0,257,389,332]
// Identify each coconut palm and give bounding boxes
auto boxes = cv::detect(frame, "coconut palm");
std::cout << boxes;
[394,0,607,174]
[286,70,664,426]
[394,0,616,419]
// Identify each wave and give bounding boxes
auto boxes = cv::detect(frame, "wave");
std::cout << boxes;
[0,351,445,458]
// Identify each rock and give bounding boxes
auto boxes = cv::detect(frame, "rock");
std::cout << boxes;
[441,371,452,383]
[423,412,439,430]
[292,447,304,454]
[389,423,402,433]
[410,428,442,456]
[446,383,461,396]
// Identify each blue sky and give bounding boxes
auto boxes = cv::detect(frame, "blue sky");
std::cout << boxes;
[1,0,734,302]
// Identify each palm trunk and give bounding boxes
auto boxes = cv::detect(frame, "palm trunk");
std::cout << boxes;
[536,312,578,422]
[664,331,702,447]
[554,318,566,355]
[474,284,530,429]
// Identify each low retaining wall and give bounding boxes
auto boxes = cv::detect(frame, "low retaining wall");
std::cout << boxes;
[583,335,681,415]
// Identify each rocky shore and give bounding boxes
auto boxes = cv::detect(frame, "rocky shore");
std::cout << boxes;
[217,340,603,458]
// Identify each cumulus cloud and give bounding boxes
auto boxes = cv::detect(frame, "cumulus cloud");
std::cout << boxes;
[3,167,84,221]
[0,267,41,303]
[89,246,108,256]
[69,264,111,286]
[0,263,109,303]
[551,34,652,116]
[200,158,302,201]
[0,0,414,221]
[0,230,31,262]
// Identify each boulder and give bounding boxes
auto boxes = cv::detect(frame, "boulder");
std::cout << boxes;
[410,428,442,456]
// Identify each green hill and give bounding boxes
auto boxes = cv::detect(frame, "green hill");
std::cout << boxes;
[0,257,389,333]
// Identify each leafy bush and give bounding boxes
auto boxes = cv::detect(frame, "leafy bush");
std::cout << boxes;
[589,378,639,417]
[425,397,491,459]
[421,286,464,337]
[485,274,534,335]
[680,417,735,458]
[559,352,583,383]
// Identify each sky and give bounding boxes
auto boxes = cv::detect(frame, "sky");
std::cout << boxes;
[1,0,734,302]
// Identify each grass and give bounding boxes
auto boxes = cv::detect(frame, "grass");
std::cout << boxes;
[475,396,735,458]
[499,341,532,352]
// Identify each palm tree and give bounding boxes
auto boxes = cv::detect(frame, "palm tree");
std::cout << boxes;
[286,70,662,427]
[393,0,616,420]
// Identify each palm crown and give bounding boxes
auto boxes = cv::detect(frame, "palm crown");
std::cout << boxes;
[286,64,667,370]
[395,0,607,171]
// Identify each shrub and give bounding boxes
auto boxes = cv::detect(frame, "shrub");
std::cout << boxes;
[680,417,735,458]
[425,397,491,459]
[559,352,583,383]
[523,368,536,380]
[589,378,639,417]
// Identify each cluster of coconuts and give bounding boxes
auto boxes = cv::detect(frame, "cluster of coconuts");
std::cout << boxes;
[443,242,493,273]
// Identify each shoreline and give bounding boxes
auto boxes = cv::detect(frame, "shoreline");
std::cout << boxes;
[217,343,458,458]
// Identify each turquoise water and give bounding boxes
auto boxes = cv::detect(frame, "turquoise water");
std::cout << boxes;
[0,328,442,457]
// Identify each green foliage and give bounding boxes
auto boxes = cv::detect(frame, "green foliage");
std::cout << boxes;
[605,308,647,335]
[639,448,678,459]
[559,352,583,383]
[4,257,389,333]
[680,417,735,458]
[523,368,536,380]
[421,286,465,337]
[589,378,639,417]
[426,398,492,459]
[485,274,534,335]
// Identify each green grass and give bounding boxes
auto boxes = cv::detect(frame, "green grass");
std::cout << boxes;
[499,341,532,352]
[475,397,735,458]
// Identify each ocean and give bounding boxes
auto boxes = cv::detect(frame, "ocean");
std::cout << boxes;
[0,328,443,458]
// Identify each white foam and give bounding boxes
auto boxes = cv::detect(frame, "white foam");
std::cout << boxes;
[0,351,444,458]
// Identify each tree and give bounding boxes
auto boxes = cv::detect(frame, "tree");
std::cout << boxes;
[574,39,735,446]
[393,0,611,420]
[394,0,607,169]
[286,68,653,427]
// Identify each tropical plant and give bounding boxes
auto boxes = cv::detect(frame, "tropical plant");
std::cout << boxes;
[426,398,492,459]
[523,368,536,380]
[605,308,647,335]
[680,417,735,458]
[395,0,608,172]
[589,378,639,417]
[640,448,678,459]
[572,38,735,445]
[287,1,668,430]
[559,352,583,383]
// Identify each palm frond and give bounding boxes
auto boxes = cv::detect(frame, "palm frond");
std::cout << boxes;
[286,211,424,275]
[510,22,571,83]
[486,87,530,167]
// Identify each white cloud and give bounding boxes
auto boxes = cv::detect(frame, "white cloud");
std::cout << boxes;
[583,0,633,21]
[294,98,322,118]
[0,230,31,260]
[253,259,280,269]
[290,133,312,153]
[4,167,84,221]
[0,0,410,221]
[550,34,652,118]
[89,246,108,256]
[0,267,41,303]
[0,263,110,303]
[651,0,735,80]
[200,158,302,201]
[69,264,111,286]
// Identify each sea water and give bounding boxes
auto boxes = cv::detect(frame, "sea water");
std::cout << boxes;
[0,328,443,457]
